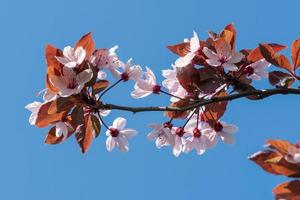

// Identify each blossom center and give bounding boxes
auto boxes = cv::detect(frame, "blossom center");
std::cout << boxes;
[121,72,129,81]
[214,122,223,132]
[163,122,173,129]
[193,128,202,138]
[176,127,185,137]
[152,85,161,94]
[67,77,78,89]
[244,66,255,76]
[109,128,119,137]
[219,56,227,64]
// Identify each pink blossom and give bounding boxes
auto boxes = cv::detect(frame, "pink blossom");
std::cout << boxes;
[175,31,200,67]
[111,58,143,81]
[25,101,43,125]
[172,127,187,157]
[203,43,244,71]
[56,46,86,68]
[147,123,175,149]
[285,146,300,164]
[131,67,160,98]
[50,67,93,97]
[106,117,137,152]
[246,59,270,80]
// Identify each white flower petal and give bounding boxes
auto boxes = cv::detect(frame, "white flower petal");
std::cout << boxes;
[112,117,127,130]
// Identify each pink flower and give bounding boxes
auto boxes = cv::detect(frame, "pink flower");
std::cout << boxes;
[245,59,270,80]
[56,46,86,68]
[89,46,121,69]
[285,146,300,164]
[203,43,244,71]
[25,101,43,125]
[50,67,93,97]
[106,117,137,152]
[183,119,211,155]
[162,65,187,102]
[131,67,161,98]
[111,58,143,81]
[175,31,200,67]
[172,127,187,157]
[147,123,175,149]
[206,121,238,147]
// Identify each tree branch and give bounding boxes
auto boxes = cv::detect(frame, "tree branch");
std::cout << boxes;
[98,88,300,113]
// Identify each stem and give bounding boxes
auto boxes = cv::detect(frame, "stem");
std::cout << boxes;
[96,112,109,130]
[98,78,123,100]
[182,109,197,128]
[159,89,186,101]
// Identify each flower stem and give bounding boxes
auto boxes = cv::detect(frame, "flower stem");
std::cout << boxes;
[98,78,123,100]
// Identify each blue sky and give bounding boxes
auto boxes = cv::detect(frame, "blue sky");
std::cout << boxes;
[1,0,300,199]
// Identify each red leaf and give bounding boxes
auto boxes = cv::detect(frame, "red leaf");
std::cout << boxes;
[93,80,109,94]
[45,44,63,69]
[176,64,201,93]
[197,67,224,94]
[75,32,95,58]
[48,97,74,115]
[220,23,236,49]
[165,99,192,119]
[273,180,300,200]
[269,71,295,88]
[292,37,300,70]
[35,101,67,128]
[167,42,190,57]
[267,139,295,155]
[259,44,293,73]
[247,43,286,63]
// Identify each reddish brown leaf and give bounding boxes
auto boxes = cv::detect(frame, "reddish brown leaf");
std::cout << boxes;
[71,106,84,125]
[167,42,190,57]
[269,71,295,88]
[292,37,300,70]
[176,64,201,93]
[44,126,64,144]
[91,115,101,138]
[197,67,224,94]
[247,43,286,63]
[259,44,293,73]
[220,23,236,49]
[273,180,300,200]
[45,44,63,69]
[93,80,109,94]
[35,101,67,128]
[267,139,295,155]
[48,97,74,115]
[165,99,192,119]
[75,32,95,58]
[202,89,228,126]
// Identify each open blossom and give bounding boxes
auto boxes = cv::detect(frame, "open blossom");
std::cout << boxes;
[25,101,43,125]
[245,59,270,80]
[111,58,143,81]
[147,123,174,149]
[203,43,244,71]
[106,117,137,152]
[206,121,238,147]
[285,146,300,164]
[175,31,200,68]
[55,46,86,68]
[172,127,187,157]
[89,46,121,69]
[50,67,93,97]
[183,119,211,155]
[162,65,187,102]
[131,67,161,98]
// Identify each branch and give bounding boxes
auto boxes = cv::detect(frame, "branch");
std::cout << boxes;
[98,88,300,113]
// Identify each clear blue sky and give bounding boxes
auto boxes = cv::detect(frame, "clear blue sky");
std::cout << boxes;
[1,0,300,199]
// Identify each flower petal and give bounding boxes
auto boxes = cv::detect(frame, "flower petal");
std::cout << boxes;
[112,117,127,130]
[106,136,115,152]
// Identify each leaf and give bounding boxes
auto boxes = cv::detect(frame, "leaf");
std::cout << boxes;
[167,42,190,57]
[273,180,300,200]
[75,32,95,58]
[91,115,101,137]
[35,101,67,128]
[267,139,295,155]
[93,80,109,94]
[165,99,192,119]
[45,44,63,69]
[220,23,236,49]
[197,67,224,94]
[71,106,84,125]
[176,64,201,93]
[269,71,295,88]
[259,44,293,73]
[48,97,74,115]
[202,89,228,126]
[44,126,64,144]
[292,37,300,70]
[247,43,286,63]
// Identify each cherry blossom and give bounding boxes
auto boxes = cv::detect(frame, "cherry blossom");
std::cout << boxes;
[147,123,175,149]
[245,59,270,80]
[162,65,187,102]
[175,31,200,67]
[285,146,300,164]
[55,46,86,68]
[111,58,143,81]
[131,67,161,98]
[50,67,93,97]
[183,118,211,155]
[203,43,244,71]
[206,121,238,147]
[25,101,43,125]
[172,127,187,157]
[106,117,137,152]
